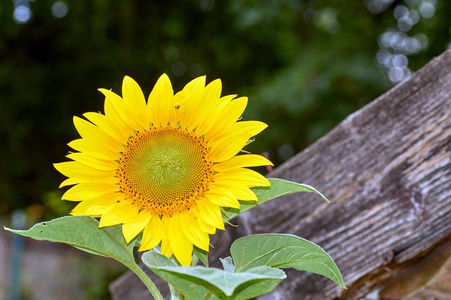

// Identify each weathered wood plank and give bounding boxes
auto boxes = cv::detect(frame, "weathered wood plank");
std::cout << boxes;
[110,49,451,299]
[251,49,451,299]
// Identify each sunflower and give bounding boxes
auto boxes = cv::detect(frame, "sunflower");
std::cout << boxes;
[54,75,272,266]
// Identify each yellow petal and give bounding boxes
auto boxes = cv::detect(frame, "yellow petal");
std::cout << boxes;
[208,134,250,163]
[103,96,135,134]
[147,74,174,127]
[187,79,221,130]
[54,161,116,179]
[213,168,270,188]
[99,202,139,227]
[68,139,120,161]
[122,76,149,129]
[196,197,225,230]
[122,210,151,243]
[177,76,206,129]
[66,153,118,171]
[62,183,119,201]
[160,215,173,257]
[213,154,273,172]
[209,120,268,146]
[181,76,206,95]
[205,97,247,141]
[139,214,163,251]
[58,176,117,188]
[70,194,122,215]
[168,213,193,266]
[180,212,210,251]
[60,178,77,188]
[198,218,216,235]
[98,88,144,130]
[209,182,258,201]
[195,94,234,136]
[83,112,132,143]
[209,121,268,162]
[204,188,240,209]
[230,187,258,201]
[186,79,226,136]
[73,116,122,151]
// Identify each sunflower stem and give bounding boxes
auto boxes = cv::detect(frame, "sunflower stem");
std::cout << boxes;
[129,263,164,300]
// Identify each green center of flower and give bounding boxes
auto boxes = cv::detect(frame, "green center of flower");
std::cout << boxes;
[117,126,213,216]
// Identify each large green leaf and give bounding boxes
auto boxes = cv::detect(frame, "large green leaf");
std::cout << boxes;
[5,215,164,299]
[4,215,136,268]
[231,234,345,288]
[223,178,329,221]
[142,250,286,300]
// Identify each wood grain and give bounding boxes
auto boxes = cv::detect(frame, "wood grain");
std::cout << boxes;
[110,49,451,299]
[252,49,451,299]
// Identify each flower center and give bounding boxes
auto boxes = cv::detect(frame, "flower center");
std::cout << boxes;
[117,126,213,216]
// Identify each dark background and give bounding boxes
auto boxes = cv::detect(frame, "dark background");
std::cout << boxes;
[0,0,449,229]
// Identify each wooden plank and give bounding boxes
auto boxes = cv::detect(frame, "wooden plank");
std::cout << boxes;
[110,49,451,299]
[249,49,451,299]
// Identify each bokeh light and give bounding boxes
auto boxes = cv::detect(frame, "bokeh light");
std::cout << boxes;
[171,61,187,77]
[367,0,395,14]
[51,2,68,18]
[419,1,436,19]
[372,0,438,83]
[200,0,215,12]
[13,5,31,24]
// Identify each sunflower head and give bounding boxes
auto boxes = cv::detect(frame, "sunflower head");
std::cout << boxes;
[54,74,272,266]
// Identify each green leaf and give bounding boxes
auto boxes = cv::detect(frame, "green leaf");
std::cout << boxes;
[140,252,185,300]
[142,249,178,267]
[142,250,286,300]
[231,234,345,288]
[193,246,209,267]
[5,215,165,300]
[223,178,329,221]
[220,256,235,273]
[4,215,136,268]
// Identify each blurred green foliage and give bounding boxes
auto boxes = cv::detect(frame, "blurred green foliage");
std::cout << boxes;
[0,0,450,214]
